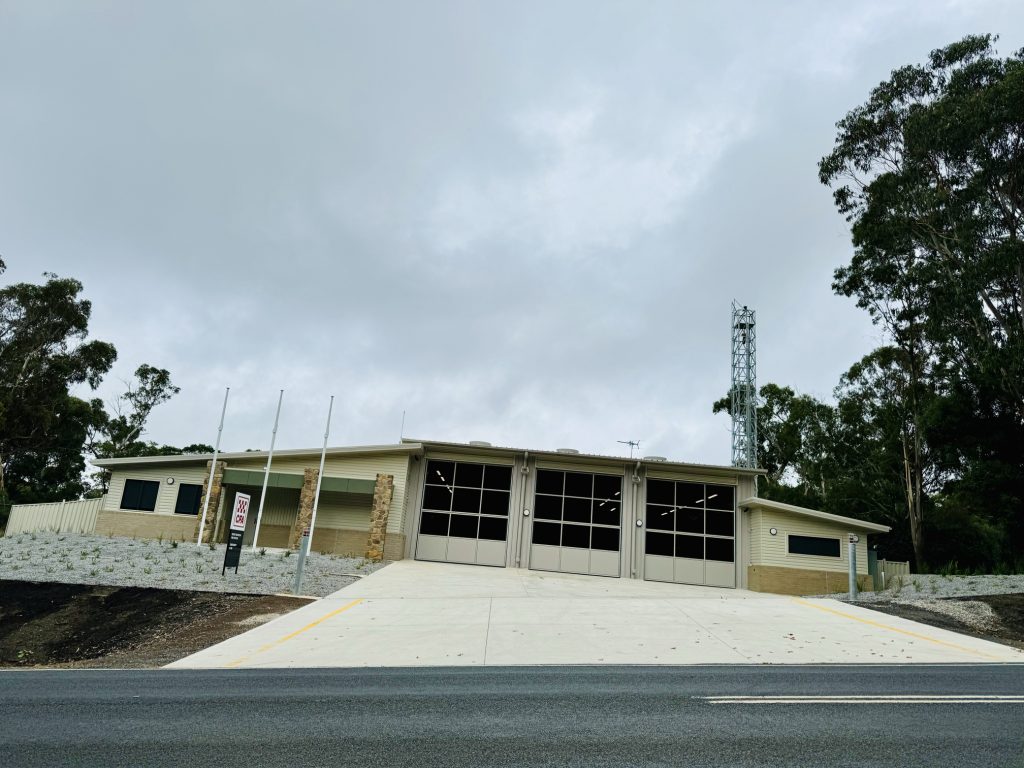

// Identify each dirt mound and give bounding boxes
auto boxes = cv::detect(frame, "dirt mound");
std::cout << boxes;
[0,580,312,667]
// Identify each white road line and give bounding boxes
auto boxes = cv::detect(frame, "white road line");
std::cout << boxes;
[702,695,1024,705]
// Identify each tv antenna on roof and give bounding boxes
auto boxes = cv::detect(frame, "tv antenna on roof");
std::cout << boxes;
[617,439,640,459]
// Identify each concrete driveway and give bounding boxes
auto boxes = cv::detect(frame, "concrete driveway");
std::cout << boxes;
[168,560,1024,668]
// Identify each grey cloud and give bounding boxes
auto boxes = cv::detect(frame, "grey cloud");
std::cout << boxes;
[1,0,1021,465]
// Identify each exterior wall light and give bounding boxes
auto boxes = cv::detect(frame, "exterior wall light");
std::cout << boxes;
[769,527,777,536]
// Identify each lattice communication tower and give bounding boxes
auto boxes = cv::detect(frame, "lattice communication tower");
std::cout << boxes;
[730,302,757,469]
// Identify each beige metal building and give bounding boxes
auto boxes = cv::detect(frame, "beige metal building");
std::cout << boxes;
[87,439,888,594]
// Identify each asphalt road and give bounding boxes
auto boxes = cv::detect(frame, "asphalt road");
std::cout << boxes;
[2,665,1023,767]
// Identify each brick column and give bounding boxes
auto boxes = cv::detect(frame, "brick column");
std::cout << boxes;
[194,460,226,544]
[365,473,395,561]
[288,468,319,550]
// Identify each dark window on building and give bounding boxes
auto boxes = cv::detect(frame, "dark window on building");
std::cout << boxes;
[531,470,622,552]
[532,521,561,546]
[419,459,512,540]
[645,531,673,557]
[448,513,479,539]
[645,478,736,560]
[420,511,449,536]
[676,534,703,560]
[705,537,734,562]
[478,516,508,541]
[788,535,841,558]
[174,483,203,515]
[121,479,159,512]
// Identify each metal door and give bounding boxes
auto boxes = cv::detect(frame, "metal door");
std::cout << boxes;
[528,469,622,577]
[643,479,736,587]
[415,459,512,567]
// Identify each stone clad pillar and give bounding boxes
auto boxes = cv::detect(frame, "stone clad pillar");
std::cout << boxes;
[288,468,319,550]
[365,473,395,561]
[194,460,226,544]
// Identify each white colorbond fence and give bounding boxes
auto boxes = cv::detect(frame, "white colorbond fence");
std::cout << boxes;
[875,558,911,590]
[3,497,104,536]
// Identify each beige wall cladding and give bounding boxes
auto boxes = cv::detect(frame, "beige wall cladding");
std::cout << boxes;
[95,510,196,542]
[305,528,406,560]
[227,452,411,535]
[366,474,395,561]
[105,465,211,517]
[313,491,373,530]
[748,564,873,595]
[254,524,291,549]
[750,507,870,575]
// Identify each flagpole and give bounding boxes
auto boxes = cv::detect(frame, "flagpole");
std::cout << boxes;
[196,387,229,547]
[305,395,334,556]
[294,395,334,594]
[251,389,283,551]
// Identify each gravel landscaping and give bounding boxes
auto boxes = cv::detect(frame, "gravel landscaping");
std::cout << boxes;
[0,532,386,597]
[821,573,1024,603]
[810,573,1024,651]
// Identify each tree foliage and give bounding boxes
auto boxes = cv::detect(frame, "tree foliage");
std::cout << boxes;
[0,264,199,517]
[727,36,1024,571]
[0,270,116,512]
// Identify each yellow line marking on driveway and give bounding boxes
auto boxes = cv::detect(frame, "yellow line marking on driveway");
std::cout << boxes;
[225,598,364,668]
[791,598,1003,661]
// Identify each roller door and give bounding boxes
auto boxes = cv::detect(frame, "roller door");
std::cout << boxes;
[415,459,512,567]
[529,469,622,577]
[643,479,736,588]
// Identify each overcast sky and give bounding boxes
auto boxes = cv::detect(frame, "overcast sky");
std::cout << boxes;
[2,1,1022,465]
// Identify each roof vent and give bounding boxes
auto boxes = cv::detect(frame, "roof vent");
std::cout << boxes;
[555,448,580,454]
[643,455,667,462]
[468,440,492,447]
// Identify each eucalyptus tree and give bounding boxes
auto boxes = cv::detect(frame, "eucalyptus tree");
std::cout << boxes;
[819,34,1024,568]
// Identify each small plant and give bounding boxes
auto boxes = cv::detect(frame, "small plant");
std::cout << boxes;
[66,562,74,571]
[194,562,204,574]
[259,548,267,556]
[16,649,34,663]
[144,566,153,575]
[208,542,216,551]
[90,569,98,577]
[157,533,164,545]
[284,549,292,558]
[170,540,179,549]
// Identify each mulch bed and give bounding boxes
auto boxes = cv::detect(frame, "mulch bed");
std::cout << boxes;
[0,580,314,668]
[862,593,1024,651]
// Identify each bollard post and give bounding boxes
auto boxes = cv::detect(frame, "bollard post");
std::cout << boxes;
[293,528,310,595]
[848,534,859,601]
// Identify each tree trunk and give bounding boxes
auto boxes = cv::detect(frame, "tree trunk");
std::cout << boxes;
[902,433,925,570]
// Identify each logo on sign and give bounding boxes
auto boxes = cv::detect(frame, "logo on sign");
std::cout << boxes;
[230,492,251,532]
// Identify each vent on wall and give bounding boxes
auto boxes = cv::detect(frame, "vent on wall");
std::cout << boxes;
[555,448,580,454]
[468,440,492,447]
[643,456,667,462]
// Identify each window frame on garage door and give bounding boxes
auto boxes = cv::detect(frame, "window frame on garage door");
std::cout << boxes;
[415,458,514,567]
[529,467,623,578]
[643,477,737,588]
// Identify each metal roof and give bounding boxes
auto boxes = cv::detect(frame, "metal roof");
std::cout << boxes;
[405,438,766,477]
[89,437,764,478]
[739,497,891,533]
[89,442,423,468]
